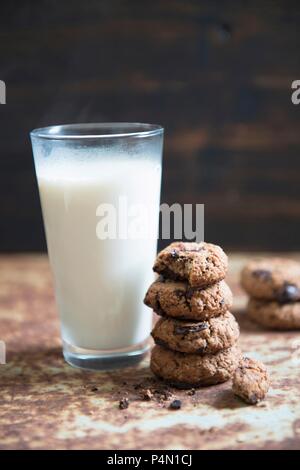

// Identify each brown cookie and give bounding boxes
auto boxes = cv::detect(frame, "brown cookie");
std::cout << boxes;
[241,258,300,302]
[247,298,300,330]
[153,242,228,288]
[232,357,270,405]
[150,345,241,388]
[144,278,232,320]
[151,312,239,354]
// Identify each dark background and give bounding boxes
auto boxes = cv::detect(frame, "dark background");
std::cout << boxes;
[0,0,300,252]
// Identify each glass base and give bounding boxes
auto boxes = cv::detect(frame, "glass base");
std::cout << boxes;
[63,338,150,371]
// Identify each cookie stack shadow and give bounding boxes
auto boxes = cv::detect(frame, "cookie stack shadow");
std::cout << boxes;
[144,242,241,389]
[241,258,300,330]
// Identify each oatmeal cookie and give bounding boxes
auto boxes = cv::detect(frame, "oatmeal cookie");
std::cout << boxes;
[247,298,300,330]
[153,242,228,288]
[151,311,239,354]
[150,344,240,388]
[232,357,270,404]
[144,278,232,320]
[241,258,300,302]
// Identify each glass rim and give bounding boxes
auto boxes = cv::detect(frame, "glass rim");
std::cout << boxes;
[30,122,164,140]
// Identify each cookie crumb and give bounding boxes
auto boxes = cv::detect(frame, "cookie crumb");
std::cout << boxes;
[140,388,153,401]
[232,357,270,405]
[154,387,172,402]
[186,388,196,396]
[119,397,130,410]
[169,399,182,410]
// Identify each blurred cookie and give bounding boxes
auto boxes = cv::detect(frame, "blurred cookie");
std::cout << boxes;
[247,298,300,330]
[153,242,228,288]
[150,344,241,388]
[241,258,300,302]
[232,357,270,405]
[144,279,232,320]
[151,312,239,354]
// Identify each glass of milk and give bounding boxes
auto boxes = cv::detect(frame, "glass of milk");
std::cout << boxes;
[30,123,163,370]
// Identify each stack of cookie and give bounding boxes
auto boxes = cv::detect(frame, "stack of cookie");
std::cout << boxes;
[144,242,240,388]
[241,258,300,330]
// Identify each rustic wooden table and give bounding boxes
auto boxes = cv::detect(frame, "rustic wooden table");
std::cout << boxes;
[0,254,299,450]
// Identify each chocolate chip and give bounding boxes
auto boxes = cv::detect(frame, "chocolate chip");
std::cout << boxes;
[91,387,98,392]
[154,295,166,317]
[248,394,259,405]
[174,289,185,299]
[174,323,208,335]
[277,283,300,303]
[186,388,196,396]
[186,287,195,299]
[119,398,129,410]
[252,269,272,281]
[158,267,180,280]
[153,337,169,349]
[170,249,179,259]
[169,399,182,410]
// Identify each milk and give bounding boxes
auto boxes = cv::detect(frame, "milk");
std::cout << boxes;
[37,150,161,350]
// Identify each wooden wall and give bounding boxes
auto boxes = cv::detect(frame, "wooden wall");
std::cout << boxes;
[0,0,300,251]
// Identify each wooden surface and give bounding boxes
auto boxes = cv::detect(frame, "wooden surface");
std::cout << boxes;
[0,253,300,450]
[1,0,300,252]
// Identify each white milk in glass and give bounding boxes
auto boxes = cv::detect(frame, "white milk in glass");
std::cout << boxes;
[37,148,161,350]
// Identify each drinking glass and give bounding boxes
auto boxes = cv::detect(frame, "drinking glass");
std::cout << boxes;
[31,123,163,370]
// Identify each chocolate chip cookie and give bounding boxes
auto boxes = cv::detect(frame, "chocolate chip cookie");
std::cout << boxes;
[247,298,300,330]
[150,344,241,388]
[153,242,228,288]
[241,258,300,302]
[151,311,239,354]
[232,357,270,405]
[144,279,232,320]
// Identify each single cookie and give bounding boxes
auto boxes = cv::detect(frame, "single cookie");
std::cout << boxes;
[247,298,300,330]
[150,345,241,388]
[151,312,239,354]
[241,258,300,302]
[232,357,270,405]
[144,278,232,320]
[153,242,228,288]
